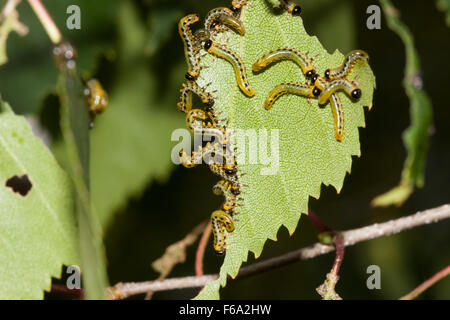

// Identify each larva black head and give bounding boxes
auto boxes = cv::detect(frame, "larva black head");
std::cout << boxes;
[312,87,322,97]
[292,5,302,16]
[205,98,214,108]
[225,167,237,175]
[204,40,213,51]
[305,70,319,83]
[185,72,196,81]
[231,188,241,196]
[223,208,235,215]
[305,70,314,79]
[215,249,226,256]
[324,69,331,80]
[351,89,362,100]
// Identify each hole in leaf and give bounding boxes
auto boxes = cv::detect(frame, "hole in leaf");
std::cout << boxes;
[5,175,33,196]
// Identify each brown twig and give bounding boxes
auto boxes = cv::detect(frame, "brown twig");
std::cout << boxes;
[108,203,450,299]
[316,233,344,300]
[399,265,450,300]
[195,222,212,276]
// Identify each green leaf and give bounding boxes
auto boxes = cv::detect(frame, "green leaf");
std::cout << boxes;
[57,54,109,299]
[0,98,79,299]
[372,0,433,207]
[90,0,184,228]
[193,0,375,299]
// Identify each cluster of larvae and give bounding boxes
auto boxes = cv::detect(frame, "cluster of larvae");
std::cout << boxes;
[177,0,369,255]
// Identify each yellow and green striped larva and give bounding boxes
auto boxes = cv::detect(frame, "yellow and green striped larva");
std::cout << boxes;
[324,50,369,81]
[213,179,241,213]
[211,210,235,255]
[205,7,245,35]
[179,14,201,81]
[204,40,255,97]
[252,48,318,82]
[84,78,109,128]
[177,82,215,113]
[264,83,315,110]
[329,93,345,142]
[280,0,302,16]
[317,78,362,105]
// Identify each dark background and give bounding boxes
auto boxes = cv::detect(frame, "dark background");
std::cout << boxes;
[1,0,449,299]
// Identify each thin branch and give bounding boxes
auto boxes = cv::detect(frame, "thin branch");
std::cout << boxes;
[108,203,450,299]
[27,0,61,44]
[399,265,450,300]
[195,222,212,276]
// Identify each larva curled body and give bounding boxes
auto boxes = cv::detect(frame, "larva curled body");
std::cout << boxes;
[177,82,214,113]
[318,78,361,105]
[279,0,302,16]
[179,139,235,170]
[211,210,235,255]
[329,93,344,142]
[185,109,217,133]
[178,14,201,81]
[264,83,315,110]
[213,179,240,213]
[205,7,245,35]
[252,48,316,80]
[179,142,220,168]
[204,40,255,97]
[325,50,369,80]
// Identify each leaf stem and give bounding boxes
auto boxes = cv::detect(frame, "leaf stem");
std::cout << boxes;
[195,223,212,276]
[307,210,344,299]
[50,283,84,299]
[307,209,330,232]
[27,0,61,44]
[399,265,450,300]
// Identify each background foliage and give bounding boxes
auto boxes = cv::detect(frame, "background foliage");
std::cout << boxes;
[0,0,449,299]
